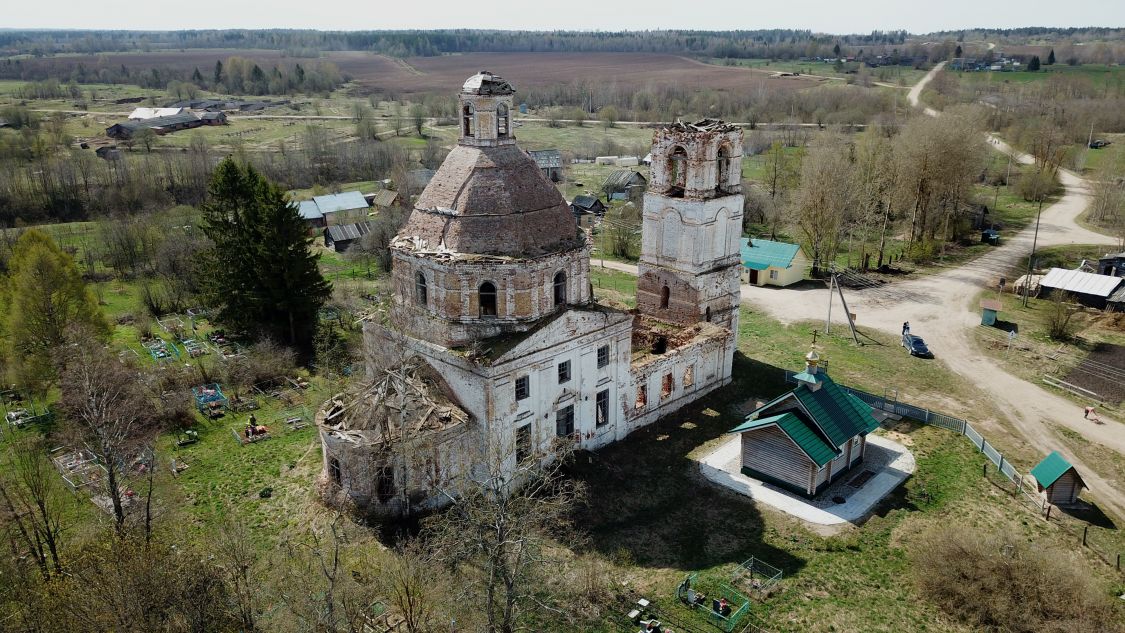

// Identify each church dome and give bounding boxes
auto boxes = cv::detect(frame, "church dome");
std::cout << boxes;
[396,143,581,258]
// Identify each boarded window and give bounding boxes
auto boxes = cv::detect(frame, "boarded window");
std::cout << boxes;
[661,373,674,399]
[635,385,647,410]
[328,457,342,486]
[515,375,529,401]
[557,360,571,384]
[415,272,427,305]
[479,281,497,317]
[597,345,609,368]
[516,424,531,462]
[375,466,395,503]
[556,405,575,437]
[660,285,670,309]
[683,365,694,387]
[553,270,567,307]
[596,389,609,427]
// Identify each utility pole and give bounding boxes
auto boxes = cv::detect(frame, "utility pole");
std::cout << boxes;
[825,273,835,334]
[1023,197,1046,307]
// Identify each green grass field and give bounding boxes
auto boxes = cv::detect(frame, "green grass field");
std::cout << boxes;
[706,58,928,86]
[951,63,1125,87]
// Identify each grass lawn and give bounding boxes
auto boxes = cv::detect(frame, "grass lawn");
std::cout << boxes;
[705,57,928,86]
[566,304,1125,632]
[951,63,1125,88]
[512,121,653,158]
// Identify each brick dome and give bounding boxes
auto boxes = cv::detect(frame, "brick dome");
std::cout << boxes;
[395,143,581,258]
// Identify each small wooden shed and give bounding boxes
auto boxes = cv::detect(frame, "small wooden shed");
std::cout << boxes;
[979,299,1002,326]
[1030,451,1086,506]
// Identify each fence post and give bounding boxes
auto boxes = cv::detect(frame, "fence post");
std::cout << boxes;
[960,419,967,435]
[1082,525,1088,547]
[1117,553,1120,571]
[997,454,1005,474]
[1045,504,1051,522]
[982,463,988,478]
[924,409,930,424]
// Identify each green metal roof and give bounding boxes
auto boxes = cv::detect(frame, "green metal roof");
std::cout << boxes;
[793,375,881,448]
[1030,451,1079,489]
[729,412,837,467]
[740,237,802,270]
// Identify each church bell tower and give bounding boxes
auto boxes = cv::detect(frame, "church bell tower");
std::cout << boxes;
[636,120,744,331]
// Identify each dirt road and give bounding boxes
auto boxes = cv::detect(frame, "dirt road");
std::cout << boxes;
[601,62,1125,517]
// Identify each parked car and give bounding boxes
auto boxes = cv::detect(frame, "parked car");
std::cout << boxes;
[902,333,933,358]
[1089,139,1111,149]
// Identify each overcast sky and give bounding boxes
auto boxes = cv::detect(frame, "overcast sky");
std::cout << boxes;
[8,0,1124,34]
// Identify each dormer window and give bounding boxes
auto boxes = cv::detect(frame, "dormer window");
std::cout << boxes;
[497,103,509,138]
[463,103,475,138]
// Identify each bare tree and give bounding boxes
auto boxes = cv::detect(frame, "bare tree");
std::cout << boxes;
[0,434,67,580]
[791,134,855,275]
[57,336,156,535]
[428,436,585,633]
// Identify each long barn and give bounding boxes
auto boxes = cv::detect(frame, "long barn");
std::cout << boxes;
[729,351,880,497]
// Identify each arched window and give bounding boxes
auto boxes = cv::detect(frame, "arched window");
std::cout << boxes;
[415,272,427,305]
[705,306,712,322]
[660,284,670,309]
[497,103,509,138]
[462,103,475,137]
[479,281,497,317]
[716,145,731,193]
[553,271,567,307]
[668,146,687,195]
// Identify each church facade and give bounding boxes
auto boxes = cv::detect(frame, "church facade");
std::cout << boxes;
[317,72,744,517]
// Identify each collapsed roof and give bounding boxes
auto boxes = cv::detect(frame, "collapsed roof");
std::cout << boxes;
[319,359,469,447]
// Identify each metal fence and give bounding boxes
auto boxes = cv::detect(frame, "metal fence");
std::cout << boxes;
[783,370,1123,574]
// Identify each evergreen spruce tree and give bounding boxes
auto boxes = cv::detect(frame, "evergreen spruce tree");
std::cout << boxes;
[1028,56,1041,72]
[1047,49,1056,65]
[199,158,331,349]
[2,229,109,393]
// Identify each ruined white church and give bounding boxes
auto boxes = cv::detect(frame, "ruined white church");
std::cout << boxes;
[317,72,744,518]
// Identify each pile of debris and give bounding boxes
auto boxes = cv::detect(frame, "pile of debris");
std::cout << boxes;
[319,359,469,447]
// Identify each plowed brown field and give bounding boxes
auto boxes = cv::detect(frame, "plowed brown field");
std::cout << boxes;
[11,49,823,95]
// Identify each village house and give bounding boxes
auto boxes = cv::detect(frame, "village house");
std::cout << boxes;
[729,351,880,497]
[297,200,327,230]
[106,111,205,140]
[739,238,810,287]
[316,73,744,519]
[528,149,563,182]
[1039,267,1125,310]
[367,189,399,210]
[324,221,373,252]
[602,169,647,201]
[570,194,606,228]
[1098,251,1125,277]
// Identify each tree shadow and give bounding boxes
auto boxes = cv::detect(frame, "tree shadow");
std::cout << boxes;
[567,353,805,576]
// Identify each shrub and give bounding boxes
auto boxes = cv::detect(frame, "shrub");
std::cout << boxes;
[912,528,1122,633]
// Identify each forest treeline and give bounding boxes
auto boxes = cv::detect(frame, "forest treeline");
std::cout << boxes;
[1,28,911,58]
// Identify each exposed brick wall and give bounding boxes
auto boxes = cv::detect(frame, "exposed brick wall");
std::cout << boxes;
[648,121,744,200]
[397,144,581,258]
[389,246,592,348]
[635,267,702,325]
